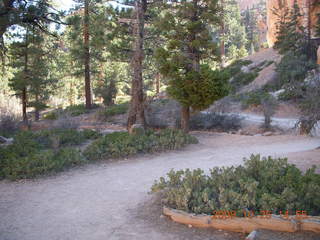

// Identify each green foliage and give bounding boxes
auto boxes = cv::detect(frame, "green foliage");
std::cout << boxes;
[8,26,59,120]
[225,59,253,76]
[155,0,229,117]
[0,113,19,137]
[0,147,85,180]
[231,72,258,92]
[83,129,198,161]
[97,102,129,120]
[151,155,320,216]
[275,53,316,99]
[64,103,99,116]
[242,2,266,54]
[241,90,272,108]
[317,13,320,37]
[0,128,100,180]
[222,0,248,61]
[43,112,58,120]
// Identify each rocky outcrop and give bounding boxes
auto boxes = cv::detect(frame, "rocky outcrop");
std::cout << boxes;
[145,99,181,128]
[267,0,320,46]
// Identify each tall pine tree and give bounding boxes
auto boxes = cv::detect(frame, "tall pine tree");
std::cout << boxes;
[156,0,229,132]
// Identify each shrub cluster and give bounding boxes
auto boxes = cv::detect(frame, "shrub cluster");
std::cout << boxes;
[96,102,129,120]
[0,129,100,180]
[64,103,99,116]
[0,113,19,137]
[151,155,320,216]
[83,129,198,161]
[0,129,197,180]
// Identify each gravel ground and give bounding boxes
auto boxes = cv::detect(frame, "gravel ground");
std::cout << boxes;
[0,133,319,240]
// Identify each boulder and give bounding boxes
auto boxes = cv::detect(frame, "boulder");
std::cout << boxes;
[263,131,273,136]
[0,136,13,145]
[0,136,7,144]
[145,99,181,128]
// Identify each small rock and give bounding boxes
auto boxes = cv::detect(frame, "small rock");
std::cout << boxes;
[263,131,273,136]
[241,66,250,73]
[246,230,258,240]
[188,224,192,228]
[129,124,145,135]
[254,134,262,137]
[0,136,7,144]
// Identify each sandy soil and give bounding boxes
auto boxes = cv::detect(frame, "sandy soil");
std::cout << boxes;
[0,133,319,240]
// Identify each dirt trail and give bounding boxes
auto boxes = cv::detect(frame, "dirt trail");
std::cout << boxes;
[0,133,319,240]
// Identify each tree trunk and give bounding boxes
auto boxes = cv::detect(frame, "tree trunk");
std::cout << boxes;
[22,29,28,124]
[84,0,92,109]
[181,106,190,133]
[220,0,225,67]
[127,0,147,131]
[34,94,40,121]
[22,87,28,123]
[155,73,160,94]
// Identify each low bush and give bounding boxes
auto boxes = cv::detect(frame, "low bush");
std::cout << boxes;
[225,60,253,76]
[64,103,99,116]
[0,147,85,180]
[42,111,58,120]
[33,128,101,148]
[0,129,100,180]
[0,113,19,137]
[151,155,320,216]
[231,72,258,92]
[97,102,129,120]
[189,112,242,131]
[83,129,198,161]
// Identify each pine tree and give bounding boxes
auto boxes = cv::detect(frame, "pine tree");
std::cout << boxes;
[223,0,248,61]
[273,0,306,55]
[127,0,147,130]
[155,0,229,132]
[316,13,320,37]
[9,26,58,122]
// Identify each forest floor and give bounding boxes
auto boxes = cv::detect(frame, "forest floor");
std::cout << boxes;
[1,132,320,240]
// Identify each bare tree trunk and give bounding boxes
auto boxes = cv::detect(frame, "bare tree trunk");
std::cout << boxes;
[155,73,160,94]
[127,0,147,131]
[180,0,199,133]
[84,0,92,109]
[181,106,190,133]
[34,94,40,121]
[22,29,28,124]
[220,0,225,67]
[22,87,28,123]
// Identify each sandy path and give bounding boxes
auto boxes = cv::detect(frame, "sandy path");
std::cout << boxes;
[0,133,319,240]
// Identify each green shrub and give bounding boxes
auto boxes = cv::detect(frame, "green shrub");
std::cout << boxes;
[33,129,101,148]
[42,112,58,120]
[0,113,19,137]
[225,60,253,76]
[231,72,258,91]
[1,147,85,180]
[0,128,101,180]
[64,103,99,116]
[151,154,320,216]
[83,129,198,161]
[97,102,129,120]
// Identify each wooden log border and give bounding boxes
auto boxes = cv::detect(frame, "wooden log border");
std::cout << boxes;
[163,207,320,234]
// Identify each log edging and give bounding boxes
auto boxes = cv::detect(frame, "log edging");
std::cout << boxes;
[163,206,320,234]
